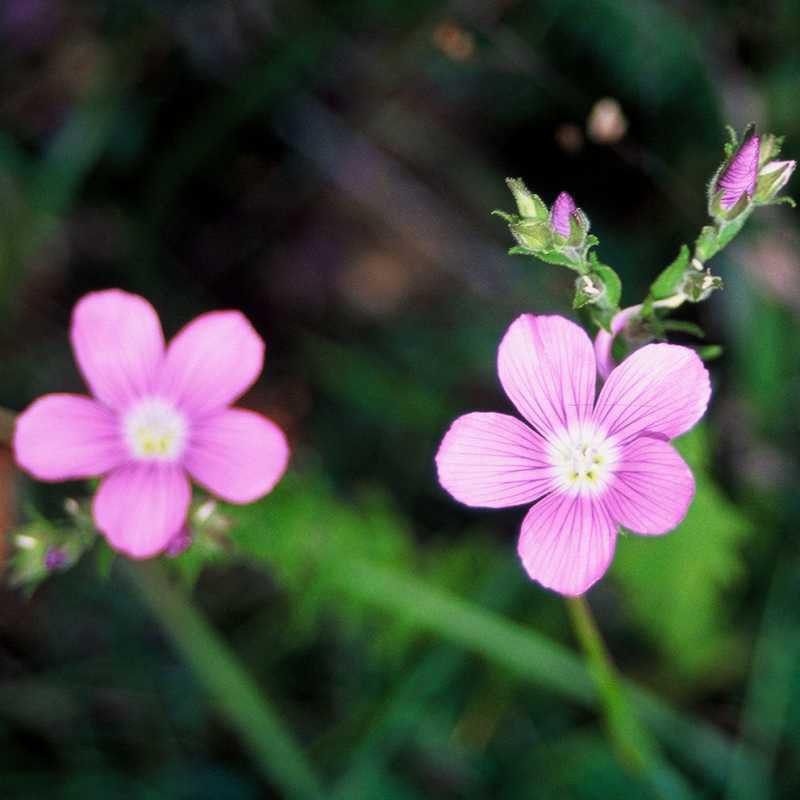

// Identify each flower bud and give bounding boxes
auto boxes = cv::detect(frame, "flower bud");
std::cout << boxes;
[550,191,577,237]
[755,159,796,203]
[44,547,68,570]
[715,135,759,212]
[505,178,549,221]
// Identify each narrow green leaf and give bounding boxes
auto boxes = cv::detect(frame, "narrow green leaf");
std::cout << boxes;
[650,245,690,300]
[126,561,323,799]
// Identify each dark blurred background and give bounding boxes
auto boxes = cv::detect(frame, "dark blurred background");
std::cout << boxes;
[1,1,799,797]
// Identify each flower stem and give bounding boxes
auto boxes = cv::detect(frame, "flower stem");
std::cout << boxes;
[125,560,323,799]
[565,595,656,772]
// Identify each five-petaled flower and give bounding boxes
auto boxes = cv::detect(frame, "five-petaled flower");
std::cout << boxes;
[435,314,710,596]
[14,290,289,559]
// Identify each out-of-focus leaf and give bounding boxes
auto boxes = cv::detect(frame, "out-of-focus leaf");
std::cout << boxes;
[613,426,752,680]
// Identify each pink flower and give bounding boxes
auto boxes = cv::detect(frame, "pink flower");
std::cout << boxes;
[550,191,577,236]
[435,314,710,596]
[717,136,759,210]
[14,290,289,559]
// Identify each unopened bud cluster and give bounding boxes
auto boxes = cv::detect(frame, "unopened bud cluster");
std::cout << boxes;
[495,180,620,325]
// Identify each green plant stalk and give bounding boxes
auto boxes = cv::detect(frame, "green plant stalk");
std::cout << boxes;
[125,560,323,799]
[329,557,744,790]
[565,595,656,771]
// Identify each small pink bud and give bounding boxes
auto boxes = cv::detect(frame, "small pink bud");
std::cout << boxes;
[717,136,760,210]
[44,547,67,570]
[550,191,577,236]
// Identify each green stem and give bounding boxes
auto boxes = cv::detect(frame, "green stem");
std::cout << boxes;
[565,595,655,772]
[328,557,737,791]
[125,560,323,799]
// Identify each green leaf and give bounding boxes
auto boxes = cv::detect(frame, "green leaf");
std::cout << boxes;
[650,244,689,300]
[613,426,751,679]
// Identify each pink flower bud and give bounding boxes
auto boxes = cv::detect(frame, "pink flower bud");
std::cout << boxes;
[550,191,577,236]
[44,547,67,570]
[717,136,760,210]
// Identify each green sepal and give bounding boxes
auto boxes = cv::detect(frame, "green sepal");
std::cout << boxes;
[758,133,784,166]
[772,195,797,208]
[509,218,552,250]
[720,190,751,221]
[491,209,517,223]
[592,264,622,308]
[695,344,723,361]
[650,244,690,300]
[722,125,738,158]
[684,270,723,302]
[662,319,706,339]
[565,209,590,248]
[573,257,621,315]
[536,249,583,269]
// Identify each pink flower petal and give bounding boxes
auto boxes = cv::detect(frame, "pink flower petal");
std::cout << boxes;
[156,311,264,418]
[93,464,190,558]
[435,412,557,508]
[184,408,289,503]
[14,394,126,480]
[70,290,165,411]
[592,343,710,442]
[497,314,597,437]
[594,304,642,380]
[517,491,617,596]
[602,436,695,535]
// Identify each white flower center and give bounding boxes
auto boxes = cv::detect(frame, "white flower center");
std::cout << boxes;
[548,424,619,496]
[123,398,188,462]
